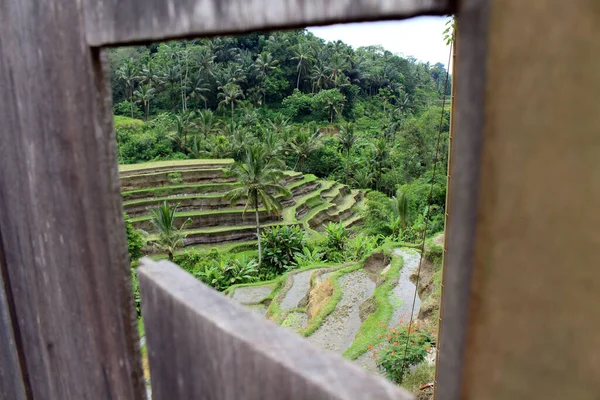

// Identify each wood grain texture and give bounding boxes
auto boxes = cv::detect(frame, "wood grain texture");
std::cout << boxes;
[461,0,600,399]
[0,238,28,400]
[0,0,144,398]
[84,0,455,46]
[138,259,414,400]
[434,1,490,399]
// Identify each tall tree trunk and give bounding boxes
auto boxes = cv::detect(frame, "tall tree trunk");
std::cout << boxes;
[330,105,334,123]
[168,249,174,262]
[254,193,261,265]
[296,68,301,89]
[129,87,134,118]
[144,101,149,121]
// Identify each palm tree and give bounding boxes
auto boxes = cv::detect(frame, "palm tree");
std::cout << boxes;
[292,42,314,90]
[291,128,321,171]
[170,111,196,153]
[326,53,350,88]
[223,147,291,264]
[337,123,360,184]
[218,82,244,128]
[116,59,138,118]
[196,109,219,136]
[187,73,210,109]
[137,62,163,119]
[149,201,190,261]
[310,64,328,93]
[134,85,155,121]
[255,52,279,104]
[390,188,410,238]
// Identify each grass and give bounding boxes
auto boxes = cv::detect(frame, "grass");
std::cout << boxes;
[121,167,227,179]
[122,182,237,200]
[114,115,144,127]
[119,159,233,172]
[343,248,404,360]
[130,207,273,223]
[151,241,257,260]
[402,363,436,394]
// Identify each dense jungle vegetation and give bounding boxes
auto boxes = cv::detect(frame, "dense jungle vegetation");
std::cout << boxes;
[110,28,450,238]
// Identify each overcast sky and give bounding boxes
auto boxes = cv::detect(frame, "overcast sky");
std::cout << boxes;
[308,17,450,67]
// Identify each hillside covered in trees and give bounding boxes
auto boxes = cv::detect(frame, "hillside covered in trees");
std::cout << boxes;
[110,28,450,237]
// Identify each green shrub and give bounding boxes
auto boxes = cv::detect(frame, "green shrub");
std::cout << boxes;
[174,248,221,275]
[377,323,436,384]
[195,256,259,291]
[325,222,347,251]
[124,213,145,263]
[260,225,306,277]
[293,247,324,268]
[345,234,379,261]
[167,171,183,184]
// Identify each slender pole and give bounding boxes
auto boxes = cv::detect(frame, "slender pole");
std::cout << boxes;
[433,18,457,400]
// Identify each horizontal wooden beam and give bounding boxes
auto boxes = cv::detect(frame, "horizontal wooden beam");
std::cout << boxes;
[84,0,455,46]
[138,259,413,400]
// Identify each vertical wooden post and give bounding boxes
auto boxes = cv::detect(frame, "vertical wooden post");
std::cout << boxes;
[0,0,144,398]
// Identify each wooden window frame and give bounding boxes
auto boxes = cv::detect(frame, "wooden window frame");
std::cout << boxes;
[0,0,490,399]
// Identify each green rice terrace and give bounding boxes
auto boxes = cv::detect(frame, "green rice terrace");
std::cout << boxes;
[121,159,365,250]
[126,159,444,396]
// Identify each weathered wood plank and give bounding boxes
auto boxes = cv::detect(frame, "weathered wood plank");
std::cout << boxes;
[139,259,413,400]
[84,0,456,46]
[460,1,600,398]
[434,1,490,399]
[0,240,28,400]
[0,0,144,398]
[438,0,600,399]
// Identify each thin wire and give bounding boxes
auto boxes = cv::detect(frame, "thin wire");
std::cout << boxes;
[399,41,453,382]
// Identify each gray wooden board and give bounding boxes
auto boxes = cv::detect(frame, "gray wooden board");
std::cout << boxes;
[0,0,144,398]
[84,0,455,46]
[0,238,27,400]
[434,1,490,399]
[139,259,414,400]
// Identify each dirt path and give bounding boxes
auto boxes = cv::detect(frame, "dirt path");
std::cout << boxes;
[307,270,376,353]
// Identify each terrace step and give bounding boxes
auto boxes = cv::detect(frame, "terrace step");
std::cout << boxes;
[119,159,234,177]
[124,180,320,218]
[120,168,232,191]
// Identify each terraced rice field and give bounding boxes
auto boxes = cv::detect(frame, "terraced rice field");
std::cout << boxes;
[119,159,365,252]
[226,247,423,376]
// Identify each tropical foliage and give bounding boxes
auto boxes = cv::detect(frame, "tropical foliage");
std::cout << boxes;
[149,201,190,261]
[223,146,291,264]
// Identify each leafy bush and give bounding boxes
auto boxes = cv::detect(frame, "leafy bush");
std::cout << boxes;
[324,222,348,262]
[261,225,306,277]
[376,323,436,384]
[362,191,394,237]
[294,247,324,268]
[345,234,379,261]
[174,248,221,274]
[124,213,145,263]
[304,139,343,178]
[195,256,259,291]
